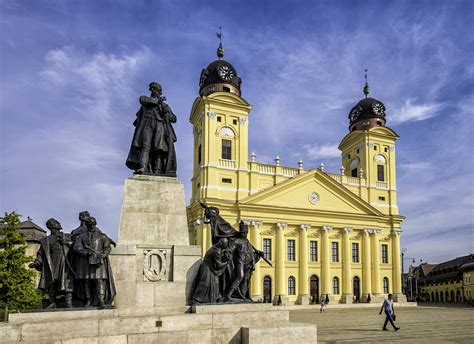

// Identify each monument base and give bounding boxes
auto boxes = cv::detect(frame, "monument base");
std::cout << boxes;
[110,175,201,309]
[2,304,317,343]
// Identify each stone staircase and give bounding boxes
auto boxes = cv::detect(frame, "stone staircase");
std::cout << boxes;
[1,304,317,343]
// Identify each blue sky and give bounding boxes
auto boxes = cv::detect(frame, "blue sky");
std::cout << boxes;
[1,0,472,266]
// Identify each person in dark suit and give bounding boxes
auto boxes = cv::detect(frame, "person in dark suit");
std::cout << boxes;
[126,82,177,176]
[29,218,74,308]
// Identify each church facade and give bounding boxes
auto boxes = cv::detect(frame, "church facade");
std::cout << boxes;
[187,45,406,305]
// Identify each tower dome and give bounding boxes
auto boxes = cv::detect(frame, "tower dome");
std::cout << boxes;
[348,70,387,131]
[198,29,242,97]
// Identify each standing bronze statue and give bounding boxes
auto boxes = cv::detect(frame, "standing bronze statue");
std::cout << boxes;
[73,217,116,308]
[126,82,177,176]
[29,218,75,308]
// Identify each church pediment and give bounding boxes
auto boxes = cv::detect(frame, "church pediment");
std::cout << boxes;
[239,169,383,216]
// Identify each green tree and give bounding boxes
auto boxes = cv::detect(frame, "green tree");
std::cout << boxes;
[0,212,41,321]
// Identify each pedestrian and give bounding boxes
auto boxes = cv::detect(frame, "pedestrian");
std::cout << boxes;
[320,297,326,313]
[379,293,400,331]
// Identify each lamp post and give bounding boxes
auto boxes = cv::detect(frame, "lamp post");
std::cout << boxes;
[401,248,416,298]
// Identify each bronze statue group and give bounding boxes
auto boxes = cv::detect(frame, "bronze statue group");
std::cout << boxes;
[191,203,271,304]
[29,211,116,309]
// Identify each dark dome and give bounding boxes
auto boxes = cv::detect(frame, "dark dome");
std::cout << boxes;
[348,97,387,131]
[199,59,241,96]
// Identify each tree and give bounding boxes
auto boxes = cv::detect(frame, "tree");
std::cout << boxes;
[0,212,41,321]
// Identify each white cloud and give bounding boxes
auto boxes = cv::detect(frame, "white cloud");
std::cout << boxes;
[391,98,444,124]
[40,46,150,123]
[303,143,340,161]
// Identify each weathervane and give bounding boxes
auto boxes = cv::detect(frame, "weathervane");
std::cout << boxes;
[363,68,370,98]
[216,26,224,59]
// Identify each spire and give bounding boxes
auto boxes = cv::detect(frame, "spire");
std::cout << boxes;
[363,69,370,98]
[216,26,224,59]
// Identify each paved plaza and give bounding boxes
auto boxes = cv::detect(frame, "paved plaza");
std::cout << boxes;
[289,304,474,343]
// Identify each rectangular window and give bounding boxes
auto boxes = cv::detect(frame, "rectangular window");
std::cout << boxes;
[356,149,360,154]
[384,147,388,152]
[232,119,238,125]
[332,242,339,262]
[310,241,318,262]
[263,239,272,261]
[352,243,359,263]
[378,196,386,201]
[217,116,222,122]
[221,139,232,160]
[377,165,385,181]
[374,146,377,151]
[287,240,295,261]
[221,178,232,184]
[351,168,358,177]
[198,144,202,164]
[382,244,388,263]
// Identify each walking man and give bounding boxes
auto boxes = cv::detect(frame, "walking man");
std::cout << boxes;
[379,293,400,331]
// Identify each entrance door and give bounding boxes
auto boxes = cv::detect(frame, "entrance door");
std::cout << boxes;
[353,276,361,303]
[263,276,272,303]
[310,275,319,303]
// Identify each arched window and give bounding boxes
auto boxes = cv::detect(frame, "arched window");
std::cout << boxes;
[288,276,296,295]
[435,291,439,302]
[450,290,455,303]
[263,276,272,303]
[310,275,319,303]
[440,291,444,302]
[332,277,340,295]
[383,277,389,294]
[431,292,434,302]
[445,290,449,302]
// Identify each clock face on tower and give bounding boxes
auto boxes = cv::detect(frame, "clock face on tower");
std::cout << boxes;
[217,64,235,81]
[349,107,361,122]
[372,103,385,116]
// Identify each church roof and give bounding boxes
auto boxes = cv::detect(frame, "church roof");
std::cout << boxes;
[0,219,47,243]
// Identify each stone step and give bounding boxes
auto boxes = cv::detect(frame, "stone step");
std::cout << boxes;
[191,303,275,314]
[242,322,318,343]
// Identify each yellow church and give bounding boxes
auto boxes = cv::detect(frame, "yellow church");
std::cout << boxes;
[187,43,406,305]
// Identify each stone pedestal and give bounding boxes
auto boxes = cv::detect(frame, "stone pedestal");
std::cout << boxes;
[340,293,354,304]
[393,293,407,303]
[110,175,201,309]
[296,294,311,305]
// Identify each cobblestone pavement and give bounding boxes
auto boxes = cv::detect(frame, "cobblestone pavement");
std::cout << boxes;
[289,304,474,343]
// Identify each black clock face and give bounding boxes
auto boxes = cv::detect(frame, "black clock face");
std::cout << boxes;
[199,69,208,87]
[349,107,361,121]
[217,65,235,81]
[372,103,385,116]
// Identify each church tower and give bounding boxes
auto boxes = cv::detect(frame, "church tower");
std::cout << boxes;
[189,33,252,203]
[338,70,399,216]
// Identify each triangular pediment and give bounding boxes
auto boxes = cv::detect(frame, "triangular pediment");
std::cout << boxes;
[240,169,383,216]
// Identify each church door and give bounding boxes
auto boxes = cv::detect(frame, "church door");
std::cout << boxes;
[353,276,361,303]
[310,275,319,303]
[263,276,272,303]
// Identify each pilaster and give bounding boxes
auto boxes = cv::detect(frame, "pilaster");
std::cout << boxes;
[391,231,407,302]
[321,225,334,301]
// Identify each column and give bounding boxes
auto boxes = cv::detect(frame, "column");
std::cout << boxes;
[250,220,263,300]
[361,229,372,302]
[194,219,206,257]
[205,224,212,254]
[371,229,382,298]
[391,231,406,302]
[297,224,310,304]
[341,227,353,303]
[274,222,287,304]
[321,225,332,300]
